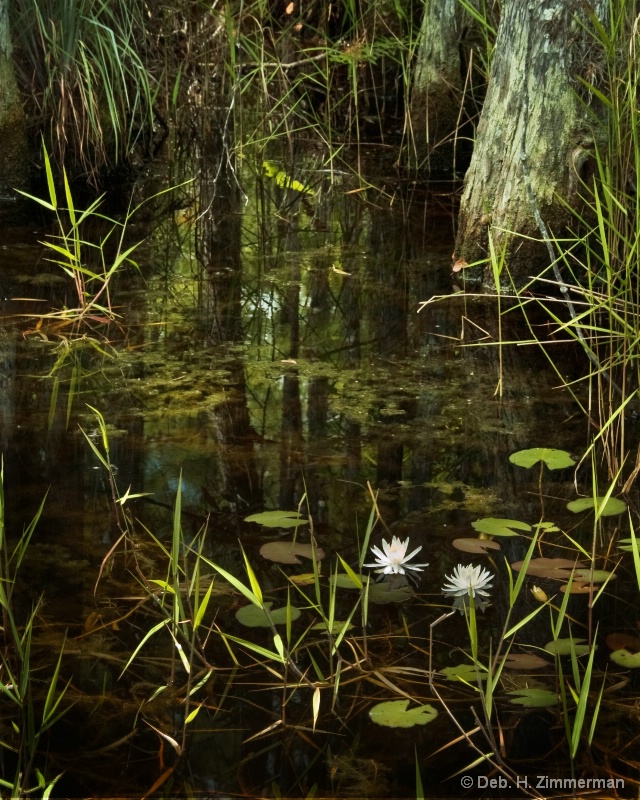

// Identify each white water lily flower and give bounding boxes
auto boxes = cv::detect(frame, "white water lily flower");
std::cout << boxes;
[442,563,493,599]
[364,536,429,577]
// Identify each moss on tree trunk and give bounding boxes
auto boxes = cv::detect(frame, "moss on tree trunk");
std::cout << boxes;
[0,0,28,197]
[454,0,607,285]
[409,0,463,170]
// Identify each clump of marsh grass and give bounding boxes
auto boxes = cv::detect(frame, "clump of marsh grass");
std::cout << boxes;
[512,4,640,486]
[11,0,157,182]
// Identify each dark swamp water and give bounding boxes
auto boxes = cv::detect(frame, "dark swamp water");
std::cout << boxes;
[0,148,638,799]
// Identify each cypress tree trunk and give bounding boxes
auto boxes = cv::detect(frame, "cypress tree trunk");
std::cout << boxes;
[409,0,463,169]
[454,0,608,285]
[0,0,28,197]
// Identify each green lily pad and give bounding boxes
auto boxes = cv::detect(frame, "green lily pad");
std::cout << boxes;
[534,521,561,532]
[610,648,640,668]
[566,497,627,516]
[311,620,354,635]
[368,582,413,604]
[235,601,301,628]
[471,518,532,537]
[507,688,558,707]
[572,568,616,584]
[245,510,308,528]
[329,574,409,603]
[440,663,488,683]
[330,573,370,590]
[260,540,325,564]
[544,638,592,656]
[369,700,438,728]
[509,448,576,470]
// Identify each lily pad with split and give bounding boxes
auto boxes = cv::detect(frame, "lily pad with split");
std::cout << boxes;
[507,688,558,707]
[260,541,325,564]
[440,663,488,682]
[369,699,438,728]
[573,568,615,583]
[544,638,592,656]
[511,557,586,580]
[368,582,413,604]
[311,620,354,635]
[471,518,531,537]
[534,521,561,532]
[509,448,576,470]
[452,538,501,554]
[503,653,550,670]
[288,572,317,585]
[235,601,301,627]
[610,648,640,668]
[245,510,308,528]
[330,573,370,590]
[606,633,640,652]
[617,537,640,552]
[560,583,596,594]
[566,496,627,516]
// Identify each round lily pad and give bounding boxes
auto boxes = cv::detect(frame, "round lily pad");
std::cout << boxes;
[440,663,488,682]
[452,538,501,554]
[507,688,558,707]
[245,510,308,528]
[610,648,640,668]
[311,620,354,635]
[534,521,561,532]
[330,574,370,590]
[235,601,301,627]
[503,653,549,670]
[260,541,325,564]
[606,633,640,652]
[471,518,532,537]
[369,699,438,728]
[368,582,413,604]
[544,638,592,656]
[572,568,616,583]
[509,448,576,470]
[511,558,586,580]
[289,572,317,585]
[559,583,596,594]
[566,497,627,516]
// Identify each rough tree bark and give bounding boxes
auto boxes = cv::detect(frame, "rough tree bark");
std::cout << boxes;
[454,0,608,285]
[0,0,28,197]
[409,0,463,169]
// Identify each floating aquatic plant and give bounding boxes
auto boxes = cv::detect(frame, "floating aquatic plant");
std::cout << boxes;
[471,517,531,537]
[259,540,325,564]
[443,563,494,598]
[507,688,559,708]
[235,602,301,628]
[364,536,428,578]
[566,496,627,516]
[245,509,308,528]
[369,700,438,729]
[509,448,576,470]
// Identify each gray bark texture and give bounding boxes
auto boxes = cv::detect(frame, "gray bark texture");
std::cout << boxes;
[409,0,463,168]
[454,0,608,285]
[0,0,28,197]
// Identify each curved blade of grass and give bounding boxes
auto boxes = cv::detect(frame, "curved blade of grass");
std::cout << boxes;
[119,619,167,678]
